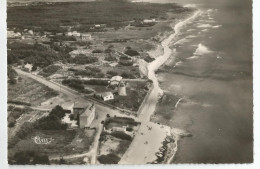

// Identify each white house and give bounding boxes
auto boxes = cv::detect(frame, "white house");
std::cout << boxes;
[81,33,92,40]
[61,102,75,114]
[110,76,123,86]
[143,19,156,23]
[79,103,96,128]
[72,31,81,37]
[100,92,114,101]
[24,63,33,72]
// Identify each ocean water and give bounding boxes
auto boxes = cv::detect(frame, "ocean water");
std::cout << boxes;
[153,0,252,163]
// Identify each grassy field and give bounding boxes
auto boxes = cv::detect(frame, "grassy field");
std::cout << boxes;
[9,128,96,158]
[8,74,59,106]
[7,0,189,32]
[9,129,76,156]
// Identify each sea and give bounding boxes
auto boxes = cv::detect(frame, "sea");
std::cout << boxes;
[137,0,253,163]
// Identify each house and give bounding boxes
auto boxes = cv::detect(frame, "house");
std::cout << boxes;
[56,32,63,36]
[7,31,21,39]
[99,92,114,101]
[94,24,107,29]
[143,19,156,23]
[109,76,123,86]
[79,103,96,128]
[24,63,33,72]
[61,102,74,114]
[73,102,96,128]
[81,33,92,40]
[66,32,73,36]
[71,31,81,37]
[28,30,34,35]
[73,102,86,119]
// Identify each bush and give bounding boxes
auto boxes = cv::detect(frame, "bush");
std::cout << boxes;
[126,127,133,132]
[111,131,132,141]
[7,100,31,106]
[84,79,108,86]
[85,66,102,73]
[118,60,133,66]
[106,70,118,77]
[92,49,103,53]
[10,151,49,165]
[144,55,155,63]
[97,153,120,164]
[8,121,16,128]
[8,78,17,85]
[34,105,68,130]
[67,55,98,64]
[62,79,85,91]
[104,56,117,61]
[121,72,135,79]
[124,49,139,56]
[39,65,62,77]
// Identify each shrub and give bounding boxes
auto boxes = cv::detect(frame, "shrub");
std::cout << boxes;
[111,131,132,141]
[62,79,85,91]
[84,79,108,86]
[144,55,155,63]
[107,70,118,77]
[39,65,62,77]
[8,78,17,85]
[10,151,49,165]
[126,127,133,132]
[121,72,135,79]
[7,100,31,106]
[97,153,120,164]
[118,60,133,66]
[92,49,103,53]
[124,49,139,56]
[67,55,98,64]
[85,66,102,73]
[104,56,117,61]
[8,121,16,128]
[33,105,68,130]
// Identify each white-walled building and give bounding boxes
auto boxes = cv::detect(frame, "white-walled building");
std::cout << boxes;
[99,92,114,101]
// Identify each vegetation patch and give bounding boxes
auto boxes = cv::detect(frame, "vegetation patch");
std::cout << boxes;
[39,65,62,77]
[8,74,59,106]
[97,153,120,164]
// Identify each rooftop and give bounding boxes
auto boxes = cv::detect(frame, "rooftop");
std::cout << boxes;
[111,76,122,82]
[74,102,89,109]
[80,103,95,117]
[100,92,113,98]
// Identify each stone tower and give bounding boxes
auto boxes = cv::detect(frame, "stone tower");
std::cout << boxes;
[118,81,127,96]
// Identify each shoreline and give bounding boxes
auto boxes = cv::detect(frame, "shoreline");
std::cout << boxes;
[144,9,202,163]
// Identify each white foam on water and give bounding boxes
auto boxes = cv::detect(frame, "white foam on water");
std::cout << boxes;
[197,24,213,28]
[186,55,200,60]
[213,25,222,28]
[194,43,212,56]
[174,61,183,67]
[184,4,197,8]
[186,35,196,39]
[202,29,208,32]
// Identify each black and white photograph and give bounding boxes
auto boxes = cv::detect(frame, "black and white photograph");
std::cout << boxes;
[2,0,256,166]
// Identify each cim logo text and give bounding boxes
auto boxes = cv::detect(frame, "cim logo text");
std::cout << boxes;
[32,136,54,144]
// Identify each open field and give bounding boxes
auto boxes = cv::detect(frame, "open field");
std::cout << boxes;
[9,129,76,157]
[7,0,189,31]
[9,128,96,158]
[8,74,59,106]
